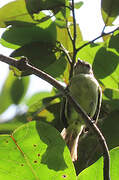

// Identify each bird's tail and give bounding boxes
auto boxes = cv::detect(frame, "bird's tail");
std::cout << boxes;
[61,127,83,161]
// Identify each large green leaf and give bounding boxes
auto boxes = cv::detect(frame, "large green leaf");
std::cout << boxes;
[57,26,73,52]
[10,42,57,69]
[101,0,119,26]
[0,0,69,28]
[54,0,70,28]
[93,47,119,89]
[102,88,119,112]
[0,71,29,114]
[0,22,56,49]
[99,111,119,150]
[10,76,29,105]
[108,30,119,54]
[10,42,67,78]
[77,147,119,180]
[92,47,119,79]
[0,0,36,28]
[44,53,67,78]
[0,121,76,180]
[26,0,66,14]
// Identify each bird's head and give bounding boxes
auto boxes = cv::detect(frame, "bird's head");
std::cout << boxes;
[73,59,93,75]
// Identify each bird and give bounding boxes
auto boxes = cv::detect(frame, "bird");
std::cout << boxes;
[61,59,102,161]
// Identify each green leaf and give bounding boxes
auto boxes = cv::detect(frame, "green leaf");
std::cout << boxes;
[108,30,119,54]
[57,26,73,52]
[27,92,57,113]
[0,71,29,114]
[74,1,83,9]
[10,41,67,78]
[102,88,119,113]
[0,0,69,28]
[92,47,119,89]
[10,42,57,69]
[0,22,56,49]
[77,147,119,180]
[0,121,76,179]
[92,47,119,79]
[10,76,29,104]
[99,111,119,149]
[44,53,67,78]
[26,0,66,14]
[10,42,67,78]
[54,0,70,28]
[101,0,119,26]
[0,0,37,28]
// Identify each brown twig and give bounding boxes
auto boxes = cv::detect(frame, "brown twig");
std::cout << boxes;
[0,54,110,179]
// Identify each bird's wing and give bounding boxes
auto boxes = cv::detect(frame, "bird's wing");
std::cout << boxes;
[92,86,102,123]
[60,97,69,128]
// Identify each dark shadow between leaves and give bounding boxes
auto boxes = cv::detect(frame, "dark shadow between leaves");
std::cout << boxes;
[35,121,68,171]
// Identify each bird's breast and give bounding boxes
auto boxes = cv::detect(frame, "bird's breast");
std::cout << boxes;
[69,74,99,117]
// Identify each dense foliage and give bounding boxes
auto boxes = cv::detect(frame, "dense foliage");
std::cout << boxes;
[0,0,119,179]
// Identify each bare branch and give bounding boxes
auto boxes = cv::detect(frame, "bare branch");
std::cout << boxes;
[76,27,119,53]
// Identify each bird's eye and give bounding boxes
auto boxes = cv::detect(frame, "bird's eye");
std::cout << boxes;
[86,64,90,68]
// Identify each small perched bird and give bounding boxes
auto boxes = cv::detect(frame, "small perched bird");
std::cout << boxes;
[61,59,102,161]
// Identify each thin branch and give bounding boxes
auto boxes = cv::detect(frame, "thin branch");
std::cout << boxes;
[66,20,73,43]
[69,0,77,79]
[72,0,77,47]
[60,43,72,64]
[76,27,119,53]
[101,25,106,35]
[0,54,110,180]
